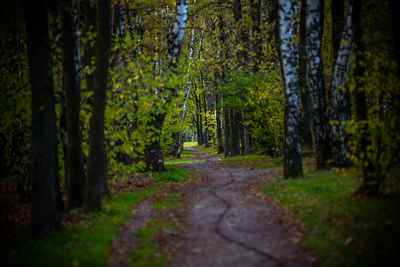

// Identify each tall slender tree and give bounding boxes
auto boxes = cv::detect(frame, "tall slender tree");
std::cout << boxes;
[24,0,62,234]
[277,0,303,178]
[305,0,331,169]
[144,0,189,171]
[60,0,85,209]
[84,0,112,211]
[329,4,353,168]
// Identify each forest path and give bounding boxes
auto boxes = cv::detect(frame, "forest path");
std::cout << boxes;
[171,147,313,267]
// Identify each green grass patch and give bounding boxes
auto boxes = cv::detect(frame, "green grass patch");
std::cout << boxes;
[153,166,190,182]
[260,165,400,266]
[6,189,159,267]
[183,142,197,147]
[131,191,184,266]
[222,154,283,169]
[193,144,220,156]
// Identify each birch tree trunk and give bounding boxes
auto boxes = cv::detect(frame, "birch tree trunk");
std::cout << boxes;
[173,25,204,158]
[277,0,303,178]
[299,0,313,150]
[305,0,331,169]
[24,0,62,234]
[84,0,112,211]
[144,0,188,171]
[329,5,353,168]
[61,0,85,209]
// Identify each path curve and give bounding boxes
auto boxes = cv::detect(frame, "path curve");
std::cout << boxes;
[171,147,313,267]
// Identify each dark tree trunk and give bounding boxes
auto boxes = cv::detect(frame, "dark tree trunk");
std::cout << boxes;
[24,0,62,234]
[215,92,224,154]
[242,110,251,154]
[224,107,230,158]
[61,0,85,209]
[230,110,241,156]
[144,112,167,171]
[203,93,209,148]
[82,0,97,92]
[331,0,345,59]
[329,4,353,168]
[352,0,379,197]
[277,0,303,178]
[306,0,331,169]
[250,0,262,71]
[84,0,112,211]
[299,0,313,150]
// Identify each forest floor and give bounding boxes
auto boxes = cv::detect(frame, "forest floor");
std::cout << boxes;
[5,146,399,266]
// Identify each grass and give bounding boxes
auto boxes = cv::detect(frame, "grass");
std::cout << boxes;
[260,165,400,266]
[5,166,192,267]
[193,144,220,156]
[130,179,187,266]
[222,154,283,169]
[5,189,158,267]
[222,154,316,170]
[183,142,197,147]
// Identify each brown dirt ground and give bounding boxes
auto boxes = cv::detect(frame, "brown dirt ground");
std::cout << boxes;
[169,147,315,267]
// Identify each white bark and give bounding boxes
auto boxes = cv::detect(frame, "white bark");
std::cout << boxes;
[305,0,330,169]
[277,0,303,178]
[330,5,353,167]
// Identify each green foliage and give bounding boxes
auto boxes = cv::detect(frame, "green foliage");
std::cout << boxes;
[345,0,400,193]
[219,71,284,154]
[261,166,400,266]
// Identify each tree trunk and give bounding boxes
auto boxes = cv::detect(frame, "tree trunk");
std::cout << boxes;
[305,0,331,169]
[329,4,353,168]
[277,0,303,178]
[24,0,62,234]
[230,110,241,156]
[215,92,224,153]
[299,0,313,150]
[144,0,188,170]
[250,0,262,71]
[352,0,379,197]
[84,0,112,211]
[331,0,345,59]
[242,110,251,154]
[61,0,85,209]
[224,107,230,158]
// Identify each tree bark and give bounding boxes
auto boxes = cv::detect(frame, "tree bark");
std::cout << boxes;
[299,0,313,150]
[215,92,224,154]
[331,0,345,59]
[61,0,85,209]
[84,0,112,211]
[329,4,353,168]
[230,110,241,156]
[352,0,379,197]
[144,0,188,170]
[224,108,230,158]
[306,0,331,169]
[24,0,62,234]
[277,0,303,178]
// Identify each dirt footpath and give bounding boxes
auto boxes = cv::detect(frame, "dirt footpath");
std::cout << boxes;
[171,147,313,267]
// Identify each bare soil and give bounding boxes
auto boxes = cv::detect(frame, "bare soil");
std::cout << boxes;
[170,147,314,267]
